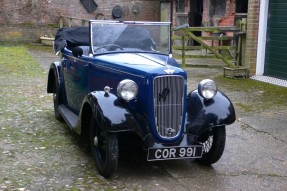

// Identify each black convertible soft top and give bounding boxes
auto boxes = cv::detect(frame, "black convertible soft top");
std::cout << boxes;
[54,27,89,54]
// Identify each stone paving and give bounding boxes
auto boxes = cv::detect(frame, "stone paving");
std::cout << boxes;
[0,47,286,190]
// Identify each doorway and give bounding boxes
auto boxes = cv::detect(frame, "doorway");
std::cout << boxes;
[189,0,203,45]
[236,0,248,13]
[189,0,203,27]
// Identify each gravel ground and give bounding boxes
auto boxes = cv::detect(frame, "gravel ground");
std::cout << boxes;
[0,47,108,190]
[0,46,286,191]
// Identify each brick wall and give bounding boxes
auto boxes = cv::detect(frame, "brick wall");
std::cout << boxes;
[218,0,235,27]
[199,0,260,72]
[0,0,160,42]
[202,0,235,27]
[245,0,259,75]
[201,0,236,46]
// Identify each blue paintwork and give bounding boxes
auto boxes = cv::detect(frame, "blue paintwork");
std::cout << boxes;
[48,45,235,147]
[60,48,187,143]
[76,91,150,137]
[186,90,236,136]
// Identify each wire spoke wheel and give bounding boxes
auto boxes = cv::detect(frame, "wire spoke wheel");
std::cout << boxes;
[196,126,226,165]
[90,116,118,178]
[53,76,63,121]
[202,136,213,154]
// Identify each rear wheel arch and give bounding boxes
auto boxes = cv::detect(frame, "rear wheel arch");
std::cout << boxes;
[80,102,93,139]
[47,68,56,93]
[47,62,62,93]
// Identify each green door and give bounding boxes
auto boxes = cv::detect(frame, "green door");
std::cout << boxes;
[264,0,287,79]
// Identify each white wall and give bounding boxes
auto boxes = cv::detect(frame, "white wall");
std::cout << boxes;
[256,0,269,75]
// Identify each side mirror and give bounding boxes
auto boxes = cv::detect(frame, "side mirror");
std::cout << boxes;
[72,47,83,58]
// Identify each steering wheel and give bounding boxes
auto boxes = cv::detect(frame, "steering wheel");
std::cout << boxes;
[94,44,123,52]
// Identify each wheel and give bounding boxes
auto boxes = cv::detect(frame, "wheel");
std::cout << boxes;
[196,126,226,165]
[94,44,123,52]
[90,116,118,178]
[106,44,123,51]
[53,76,63,121]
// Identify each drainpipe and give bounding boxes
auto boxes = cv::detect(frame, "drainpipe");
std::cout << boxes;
[207,0,211,26]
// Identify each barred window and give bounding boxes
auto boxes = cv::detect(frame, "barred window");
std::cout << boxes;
[213,0,226,17]
[176,0,185,12]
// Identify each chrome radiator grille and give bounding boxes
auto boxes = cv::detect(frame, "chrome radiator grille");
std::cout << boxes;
[153,76,184,138]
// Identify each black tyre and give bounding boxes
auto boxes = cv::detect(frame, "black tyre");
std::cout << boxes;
[53,76,63,121]
[90,116,118,178]
[196,126,226,165]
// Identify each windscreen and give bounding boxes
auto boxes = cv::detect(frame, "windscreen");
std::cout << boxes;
[90,21,171,55]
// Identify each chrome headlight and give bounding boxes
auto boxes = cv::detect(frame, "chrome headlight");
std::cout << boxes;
[198,79,217,99]
[117,79,138,101]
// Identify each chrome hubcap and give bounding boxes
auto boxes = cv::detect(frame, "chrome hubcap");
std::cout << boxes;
[53,93,56,101]
[93,136,98,147]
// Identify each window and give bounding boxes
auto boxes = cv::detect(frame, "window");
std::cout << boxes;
[176,0,185,12]
[213,0,226,17]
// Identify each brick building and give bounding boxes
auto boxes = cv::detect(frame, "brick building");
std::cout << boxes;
[245,0,259,76]
[3,0,278,78]
[169,0,248,29]
[169,0,287,81]
[168,0,260,76]
[0,0,161,42]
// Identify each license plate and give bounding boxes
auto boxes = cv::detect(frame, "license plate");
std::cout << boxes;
[147,145,203,161]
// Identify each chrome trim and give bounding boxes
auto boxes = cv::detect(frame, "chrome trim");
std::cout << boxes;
[153,75,184,138]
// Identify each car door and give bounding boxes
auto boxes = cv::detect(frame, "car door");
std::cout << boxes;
[63,56,89,113]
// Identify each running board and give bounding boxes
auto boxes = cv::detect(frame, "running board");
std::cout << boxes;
[58,105,79,129]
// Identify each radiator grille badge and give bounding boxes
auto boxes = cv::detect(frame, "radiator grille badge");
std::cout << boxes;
[159,87,170,102]
[163,68,175,74]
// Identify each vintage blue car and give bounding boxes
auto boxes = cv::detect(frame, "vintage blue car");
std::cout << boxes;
[47,20,236,178]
